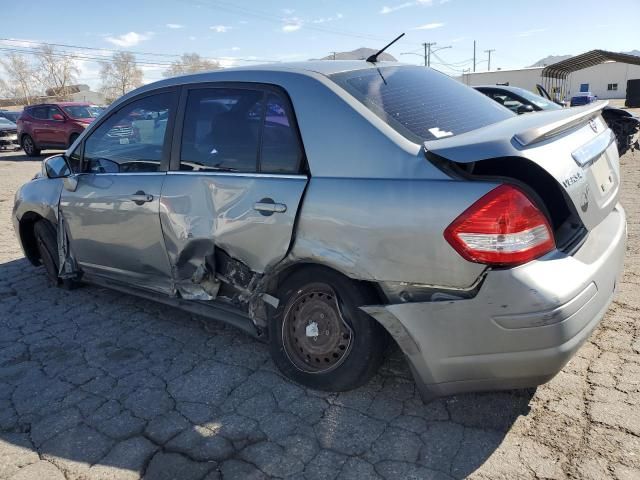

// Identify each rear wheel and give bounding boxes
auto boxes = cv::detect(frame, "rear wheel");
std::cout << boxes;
[269,266,387,391]
[21,135,40,157]
[33,220,77,289]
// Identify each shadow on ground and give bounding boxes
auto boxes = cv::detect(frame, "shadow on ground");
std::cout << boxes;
[0,257,534,479]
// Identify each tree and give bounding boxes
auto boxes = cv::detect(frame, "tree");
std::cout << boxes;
[35,45,79,99]
[100,52,143,101]
[0,53,38,104]
[163,53,220,78]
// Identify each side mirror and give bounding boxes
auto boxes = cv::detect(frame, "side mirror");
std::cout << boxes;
[43,155,71,179]
[516,104,535,114]
[52,113,65,122]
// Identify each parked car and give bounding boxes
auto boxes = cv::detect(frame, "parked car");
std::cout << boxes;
[0,117,20,150]
[570,91,598,106]
[476,84,640,155]
[0,109,21,123]
[17,102,96,156]
[13,62,626,400]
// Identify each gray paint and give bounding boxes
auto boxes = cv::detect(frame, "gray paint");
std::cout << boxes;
[12,61,628,399]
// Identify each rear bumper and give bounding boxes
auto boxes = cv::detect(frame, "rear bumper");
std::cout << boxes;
[364,204,627,400]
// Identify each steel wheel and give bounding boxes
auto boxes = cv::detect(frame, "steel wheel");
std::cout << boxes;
[23,136,34,155]
[282,284,353,374]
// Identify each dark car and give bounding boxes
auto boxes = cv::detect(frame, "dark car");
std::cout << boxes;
[475,84,640,155]
[0,117,20,150]
[0,110,21,123]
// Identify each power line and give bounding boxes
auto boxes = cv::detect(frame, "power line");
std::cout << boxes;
[181,0,424,49]
[0,38,280,64]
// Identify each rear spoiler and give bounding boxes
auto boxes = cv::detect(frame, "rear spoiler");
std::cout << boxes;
[424,101,609,163]
[513,100,608,146]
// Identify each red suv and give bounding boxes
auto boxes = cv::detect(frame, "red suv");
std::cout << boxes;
[17,102,98,156]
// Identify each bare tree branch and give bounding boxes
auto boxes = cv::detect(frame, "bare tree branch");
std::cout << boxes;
[35,45,79,99]
[100,52,144,101]
[0,53,39,104]
[163,53,220,78]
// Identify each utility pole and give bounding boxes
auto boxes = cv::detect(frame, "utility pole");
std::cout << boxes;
[423,42,437,67]
[484,49,495,71]
[473,40,476,72]
[329,51,337,60]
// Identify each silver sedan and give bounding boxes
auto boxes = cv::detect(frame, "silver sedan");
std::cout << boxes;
[12,61,626,400]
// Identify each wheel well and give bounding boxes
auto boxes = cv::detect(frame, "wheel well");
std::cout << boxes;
[19,212,44,266]
[272,262,388,305]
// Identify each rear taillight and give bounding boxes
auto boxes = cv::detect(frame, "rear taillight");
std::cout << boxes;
[444,184,555,266]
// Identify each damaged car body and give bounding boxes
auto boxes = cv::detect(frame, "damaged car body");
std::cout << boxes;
[13,62,626,400]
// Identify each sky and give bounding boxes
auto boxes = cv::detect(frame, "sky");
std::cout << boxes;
[0,0,638,89]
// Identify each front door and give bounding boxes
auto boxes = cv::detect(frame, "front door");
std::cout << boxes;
[160,85,308,290]
[60,90,178,294]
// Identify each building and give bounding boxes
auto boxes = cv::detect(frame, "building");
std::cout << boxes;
[459,50,640,101]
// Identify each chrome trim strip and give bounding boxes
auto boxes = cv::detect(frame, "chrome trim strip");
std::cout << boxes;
[166,171,307,179]
[571,129,616,168]
[77,172,167,176]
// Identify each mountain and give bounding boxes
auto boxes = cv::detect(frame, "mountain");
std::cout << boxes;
[315,47,397,61]
[529,50,640,67]
[528,55,572,67]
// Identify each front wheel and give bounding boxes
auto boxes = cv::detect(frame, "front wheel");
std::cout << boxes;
[268,266,388,392]
[33,220,77,289]
[21,135,40,157]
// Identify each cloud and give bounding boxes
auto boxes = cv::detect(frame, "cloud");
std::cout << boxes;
[0,38,42,48]
[380,0,432,14]
[282,18,303,32]
[516,28,546,37]
[166,23,184,29]
[231,46,241,51]
[105,32,152,47]
[282,8,295,15]
[210,25,231,33]
[188,36,197,41]
[311,13,344,24]
[413,22,444,30]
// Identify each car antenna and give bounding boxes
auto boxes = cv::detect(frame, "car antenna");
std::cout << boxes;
[366,33,405,63]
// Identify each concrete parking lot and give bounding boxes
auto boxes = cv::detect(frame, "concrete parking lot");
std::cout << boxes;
[0,148,638,480]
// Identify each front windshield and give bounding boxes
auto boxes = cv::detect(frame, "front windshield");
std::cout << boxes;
[62,105,98,119]
[330,66,513,142]
[513,87,562,110]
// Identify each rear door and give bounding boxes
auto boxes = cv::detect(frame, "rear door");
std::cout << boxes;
[160,83,308,293]
[41,106,67,146]
[60,89,178,294]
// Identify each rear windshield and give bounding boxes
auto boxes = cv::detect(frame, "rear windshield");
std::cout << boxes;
[62,105,96,119]
[330,66,513,142]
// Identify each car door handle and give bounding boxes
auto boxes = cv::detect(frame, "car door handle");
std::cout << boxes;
[254,199,287,215]
[130,191,154,205]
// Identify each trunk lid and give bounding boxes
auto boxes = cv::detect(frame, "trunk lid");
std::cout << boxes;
[424,101,619,231]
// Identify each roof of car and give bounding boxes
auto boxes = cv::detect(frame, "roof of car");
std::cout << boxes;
[26,102,91,107]
[227,60,402,75]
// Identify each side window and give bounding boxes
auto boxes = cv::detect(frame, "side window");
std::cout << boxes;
[180,88,263,172]
[30,107,48,120]
[83,93,173,174]
[48,106,63,120]
[260,93,302,173]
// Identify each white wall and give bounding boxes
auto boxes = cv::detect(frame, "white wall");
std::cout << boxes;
[568,62,640,99]
[458,67,544,92]
[69,90,106,105]
[457,62,640,100]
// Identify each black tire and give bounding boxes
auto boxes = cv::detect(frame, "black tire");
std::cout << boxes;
[68,133,80,148]
[269,266,388,392]
[21,135,41,157]
[33,220,77,289]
